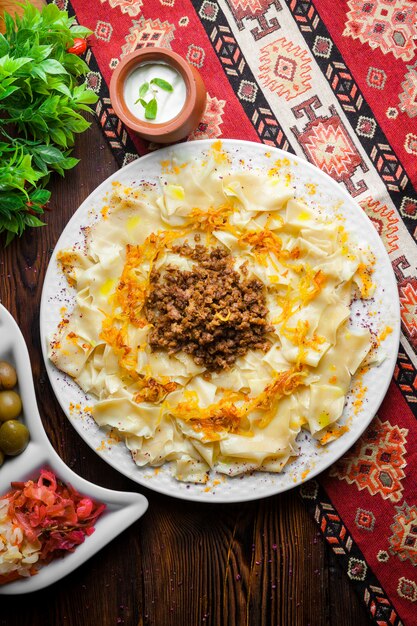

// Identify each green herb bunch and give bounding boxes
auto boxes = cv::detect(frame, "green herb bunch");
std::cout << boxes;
[0,3,98,245]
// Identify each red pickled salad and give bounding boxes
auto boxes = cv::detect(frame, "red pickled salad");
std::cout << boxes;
[0,469,105,584]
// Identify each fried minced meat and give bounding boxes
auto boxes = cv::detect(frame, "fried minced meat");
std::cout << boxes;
[144,243,273,371]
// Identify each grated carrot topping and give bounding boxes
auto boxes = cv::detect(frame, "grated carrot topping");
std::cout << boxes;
[169,366,307,437]
[356,262,374,299]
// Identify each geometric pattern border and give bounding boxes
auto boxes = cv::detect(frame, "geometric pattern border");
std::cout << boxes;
[286,0,417,238]
[394,345,417,417]
[299,480,403,626]
[192,0,291,151]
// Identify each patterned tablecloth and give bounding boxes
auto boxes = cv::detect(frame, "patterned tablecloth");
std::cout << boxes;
[53,0,417,622]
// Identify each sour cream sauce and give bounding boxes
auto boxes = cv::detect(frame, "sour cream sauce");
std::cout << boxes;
[123,62,187,124]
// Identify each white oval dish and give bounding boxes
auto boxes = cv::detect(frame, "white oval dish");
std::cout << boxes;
[0,304,148,594]
[40,139,400,503]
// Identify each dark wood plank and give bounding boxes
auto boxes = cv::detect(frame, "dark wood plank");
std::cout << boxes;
[0,115,371,626]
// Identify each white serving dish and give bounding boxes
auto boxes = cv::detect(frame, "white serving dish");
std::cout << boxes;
[40,139,401,503]
[0,304,148,594]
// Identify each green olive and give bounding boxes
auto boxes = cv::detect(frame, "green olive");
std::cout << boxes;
[0,391,22,421]
[0,361,17,390]
[0,421,29,456]
[0,449,4,466]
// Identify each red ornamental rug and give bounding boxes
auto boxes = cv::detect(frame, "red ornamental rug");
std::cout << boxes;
[52,0,417,623]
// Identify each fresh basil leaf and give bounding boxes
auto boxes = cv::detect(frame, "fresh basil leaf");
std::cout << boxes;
[31,155,49,175]
[5,230,15,246]
[69,25,92,37]
[3,218,19,234]
[53,83,73,98]
[4,14,15,39]
[49,128,68,147]
[63,53,89,76]
[30,188,51,204]
[73,103,94,113]
[0,86,19,100]
[66,116,90,133]
[16,29,34,47]
[60,156,79,169]
[150,78,173,92]
[145,98,157,120]
[139,82,149,98]
[36,45,54,61]
[0,34,9,56]
[32,145,64,164]
[134,97,147,107]
[24,214,45,227]
[41,3,62,23]
[0,193,25,211]
[75,88,98,104]
[31,66,47,82]
[0,55,32,74]
[39,59,68,75]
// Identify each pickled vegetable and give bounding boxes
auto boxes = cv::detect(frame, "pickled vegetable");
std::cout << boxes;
[0,470,105,584]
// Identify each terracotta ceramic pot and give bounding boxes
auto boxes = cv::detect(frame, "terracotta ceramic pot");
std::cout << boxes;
[110,48,207,144]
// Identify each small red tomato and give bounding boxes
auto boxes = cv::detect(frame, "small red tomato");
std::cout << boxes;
[67,38,88,55]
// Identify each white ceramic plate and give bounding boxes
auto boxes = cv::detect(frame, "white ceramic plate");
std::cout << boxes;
[40,139,400,503]
[0,304,148,594]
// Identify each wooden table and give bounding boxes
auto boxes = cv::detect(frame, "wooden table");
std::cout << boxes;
[0,115,372,625]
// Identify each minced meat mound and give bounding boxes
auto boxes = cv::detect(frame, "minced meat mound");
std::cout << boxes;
[144,243,272,371]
